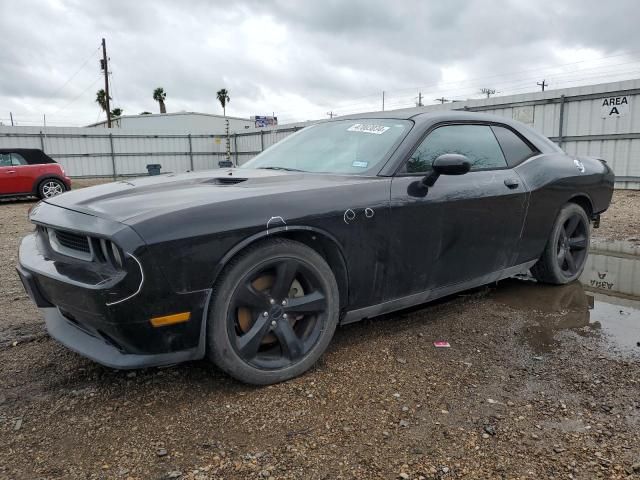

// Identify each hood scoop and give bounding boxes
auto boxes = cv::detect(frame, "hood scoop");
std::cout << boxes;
[205,177,248,186]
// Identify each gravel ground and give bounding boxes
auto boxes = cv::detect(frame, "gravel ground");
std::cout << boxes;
[594,190,640,243]
[1,182,639,479]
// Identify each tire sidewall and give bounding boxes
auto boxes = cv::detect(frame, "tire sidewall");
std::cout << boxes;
[207,240,339,385]
[545,204,590,283]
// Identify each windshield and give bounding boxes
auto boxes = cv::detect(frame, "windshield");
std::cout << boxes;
[241,119,412,174]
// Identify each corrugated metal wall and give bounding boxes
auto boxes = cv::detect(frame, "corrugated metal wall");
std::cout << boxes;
[1,79,639,186]
[0,126,232,177]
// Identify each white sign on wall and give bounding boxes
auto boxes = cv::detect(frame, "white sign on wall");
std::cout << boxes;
[513,105,535,125]
[601,96,630,118]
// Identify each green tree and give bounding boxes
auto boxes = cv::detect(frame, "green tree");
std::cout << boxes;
[95,89,110,114]
[153,87,167,114]
[216,88,230,116]
[111,107,123,117]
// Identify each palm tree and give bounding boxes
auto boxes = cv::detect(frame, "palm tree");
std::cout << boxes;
[111,107,123,117]
[95,89,110,114]
[216,88,230,116]
[153,87,167,114]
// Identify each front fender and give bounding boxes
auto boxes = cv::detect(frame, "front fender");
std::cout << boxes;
[210,224,349,293]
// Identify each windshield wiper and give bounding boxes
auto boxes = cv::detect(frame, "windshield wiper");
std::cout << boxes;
[258,166,307,172]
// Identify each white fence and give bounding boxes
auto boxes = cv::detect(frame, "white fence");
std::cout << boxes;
[1,79,640,187]
[0,124,308,177]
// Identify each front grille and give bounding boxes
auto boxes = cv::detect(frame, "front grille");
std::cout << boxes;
[54,230,90,253]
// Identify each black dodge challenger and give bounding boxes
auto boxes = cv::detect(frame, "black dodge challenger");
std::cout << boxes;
[17,111,614,384]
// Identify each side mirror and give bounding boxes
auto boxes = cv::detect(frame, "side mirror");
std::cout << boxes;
[422,154,471,187]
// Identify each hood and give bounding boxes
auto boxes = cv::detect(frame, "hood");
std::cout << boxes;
[45,168,371,224]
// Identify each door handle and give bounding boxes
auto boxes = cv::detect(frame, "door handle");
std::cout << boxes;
[504,178,519,189]
[6,170,16,174]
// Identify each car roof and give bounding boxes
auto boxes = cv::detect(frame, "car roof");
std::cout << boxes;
[0,148,57,164]
[0,148,44,153]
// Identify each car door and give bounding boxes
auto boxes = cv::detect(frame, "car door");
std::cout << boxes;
[385,123,529,300]
[9,152,40,193]
[0,153,22,194]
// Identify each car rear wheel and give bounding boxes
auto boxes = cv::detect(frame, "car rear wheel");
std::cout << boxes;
[38,178,66,198]
[531,203,590,284]
[207,238,339,385]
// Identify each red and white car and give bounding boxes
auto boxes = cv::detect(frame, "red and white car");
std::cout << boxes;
[0,149,71,199]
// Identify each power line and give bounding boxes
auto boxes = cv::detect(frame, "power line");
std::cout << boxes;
[49,44,101,99]
[309,51,640,116]
[51,75,102,114]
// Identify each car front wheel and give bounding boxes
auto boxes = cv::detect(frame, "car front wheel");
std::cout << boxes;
[207,238,339,385]
[531,203,590,284]
[38,178,66,198]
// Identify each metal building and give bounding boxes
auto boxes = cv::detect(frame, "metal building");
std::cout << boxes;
[369,78,640,189]
[86,111,254,133]
[0,79,639,185]
[234,78,640,188]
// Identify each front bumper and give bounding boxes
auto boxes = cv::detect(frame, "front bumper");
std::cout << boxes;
[17,210,211,369]
[41,306,203,369]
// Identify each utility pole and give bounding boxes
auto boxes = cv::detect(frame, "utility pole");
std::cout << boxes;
[382,91,385,111]
[225,118,231,162]
[327,111,335,119]
[416,92,423,107]
[9,112,14,126]
[537,79,548,91]
[434,97,450,104]
[480,88,496,98]
[101,38,112,128]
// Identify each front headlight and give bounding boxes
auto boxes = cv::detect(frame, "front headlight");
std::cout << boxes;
[27,202,42,221]
[98,238,124,269]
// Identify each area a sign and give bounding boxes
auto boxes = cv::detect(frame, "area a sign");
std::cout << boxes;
[601,95,630,118]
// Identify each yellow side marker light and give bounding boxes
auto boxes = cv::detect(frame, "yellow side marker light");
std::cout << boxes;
[150,312,191,327]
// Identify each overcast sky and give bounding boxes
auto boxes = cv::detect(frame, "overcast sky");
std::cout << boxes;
[1,0,639,126]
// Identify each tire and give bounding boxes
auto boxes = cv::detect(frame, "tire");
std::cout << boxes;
[38,178,66,199]
[531,203,590,285]
[207,238,340,385]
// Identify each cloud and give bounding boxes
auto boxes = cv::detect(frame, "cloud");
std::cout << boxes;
[1,0,639,126]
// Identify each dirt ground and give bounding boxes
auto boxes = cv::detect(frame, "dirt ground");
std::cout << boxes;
[1,183,639,479]
[594,190,640,243]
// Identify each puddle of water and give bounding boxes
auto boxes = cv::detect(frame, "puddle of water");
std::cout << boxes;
[581,238,640,298]
[491,239,640,357]
[588,293,640,354]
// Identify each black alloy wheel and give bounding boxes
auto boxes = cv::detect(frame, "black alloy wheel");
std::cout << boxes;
[228,258,328,370]
[207,239,339,385]
[556,212,588,276]
[531,203,591,285]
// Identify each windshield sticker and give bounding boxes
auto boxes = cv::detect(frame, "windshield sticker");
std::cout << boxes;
[352,161,369,168]
[347,124,390,135]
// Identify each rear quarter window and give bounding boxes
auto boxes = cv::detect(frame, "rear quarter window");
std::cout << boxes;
[491,126,538,167]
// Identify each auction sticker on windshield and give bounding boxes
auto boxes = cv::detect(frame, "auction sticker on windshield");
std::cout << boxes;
[347,124,390,134]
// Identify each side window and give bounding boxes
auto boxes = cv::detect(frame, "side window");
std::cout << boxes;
[11,153,28,166]
[491,126,537,167]
[0,154,12,167]
[405,124,507,173]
